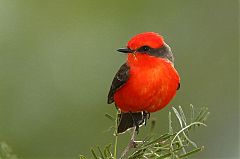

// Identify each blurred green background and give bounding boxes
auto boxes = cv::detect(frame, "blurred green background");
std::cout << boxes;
[0,0,238,159]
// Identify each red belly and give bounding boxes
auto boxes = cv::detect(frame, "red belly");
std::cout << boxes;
[114,55,180,113]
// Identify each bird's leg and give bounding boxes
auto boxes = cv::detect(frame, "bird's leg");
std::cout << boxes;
[120,127,138,159]
[143,111,147,126]
[120,112,142,159]
[129,112,144,145]
[130,126,138,147]
[129,112,140,134]
[147,112,150,119]
[143,111,150,126]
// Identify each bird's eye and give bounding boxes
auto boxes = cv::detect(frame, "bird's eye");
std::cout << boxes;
[139,46,151,52]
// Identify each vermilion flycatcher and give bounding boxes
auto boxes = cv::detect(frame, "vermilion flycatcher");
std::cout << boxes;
[108,32,180,134]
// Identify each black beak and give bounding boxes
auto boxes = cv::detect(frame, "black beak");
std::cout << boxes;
[117,48,134,53]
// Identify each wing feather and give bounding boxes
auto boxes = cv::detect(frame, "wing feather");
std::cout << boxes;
[107,63,130,104]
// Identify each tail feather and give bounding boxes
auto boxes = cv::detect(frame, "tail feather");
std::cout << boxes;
[117,112,147,134]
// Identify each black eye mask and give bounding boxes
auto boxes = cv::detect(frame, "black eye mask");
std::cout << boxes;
[136,44,174,63]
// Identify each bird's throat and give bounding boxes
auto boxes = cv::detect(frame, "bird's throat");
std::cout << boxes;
[127,53,172,68]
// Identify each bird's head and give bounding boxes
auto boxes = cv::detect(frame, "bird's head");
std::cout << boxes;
[117,32,174,63]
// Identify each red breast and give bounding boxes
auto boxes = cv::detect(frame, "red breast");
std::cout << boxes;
[114,53,179,112]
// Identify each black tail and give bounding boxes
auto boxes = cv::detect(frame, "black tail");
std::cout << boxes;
[117,112,149,134]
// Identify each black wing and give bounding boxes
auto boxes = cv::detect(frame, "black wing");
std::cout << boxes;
[107,63,130,104]
[177,83,180,90]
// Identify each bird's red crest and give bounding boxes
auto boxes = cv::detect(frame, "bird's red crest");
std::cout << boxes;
[127,32,164,50]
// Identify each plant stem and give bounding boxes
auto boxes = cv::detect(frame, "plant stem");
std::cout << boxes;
[114,112,118,159]
[170,122,207,149]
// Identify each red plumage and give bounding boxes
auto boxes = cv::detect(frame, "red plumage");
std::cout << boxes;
[113,32,180,112]
[108,32,180,133]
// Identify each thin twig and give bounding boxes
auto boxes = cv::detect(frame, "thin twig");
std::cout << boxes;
[170,122,207,149]
[120,127,137,159]
[114,112,119,159]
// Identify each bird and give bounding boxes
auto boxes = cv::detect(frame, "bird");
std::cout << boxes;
[107,32,180,139]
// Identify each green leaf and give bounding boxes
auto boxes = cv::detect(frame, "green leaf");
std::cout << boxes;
[97,146,105,159]
[169,111,173,135]
[178,147,204,158]
[105,113,114,122]
[103,144,112,158]
[143,133,171,147]
[179,106,187,127]
[128,148,146,159]
[155,153,171,159]
[79,155,87,159]
[91,148,98,159]
[190,104,195,123]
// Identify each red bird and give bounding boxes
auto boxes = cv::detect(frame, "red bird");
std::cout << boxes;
[108,32,180,134]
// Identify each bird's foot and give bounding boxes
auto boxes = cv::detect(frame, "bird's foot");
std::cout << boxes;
[131,140,143,148]
[143,111,150,126]
[129,139,138,148]
[120,131,142,158]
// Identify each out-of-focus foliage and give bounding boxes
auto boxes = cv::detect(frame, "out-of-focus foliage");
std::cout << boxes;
[0,142,18,159]
[81,105,209,159]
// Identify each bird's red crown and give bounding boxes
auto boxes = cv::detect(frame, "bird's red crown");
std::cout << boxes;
[127,32,164,50]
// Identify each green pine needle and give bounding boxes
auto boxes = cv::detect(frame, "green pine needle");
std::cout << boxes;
[80,104,209,159]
